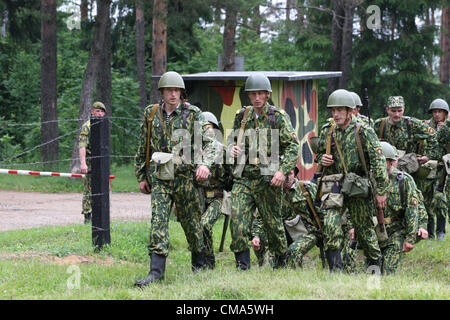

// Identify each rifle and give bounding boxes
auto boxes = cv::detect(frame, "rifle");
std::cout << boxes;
[219,215,230,252]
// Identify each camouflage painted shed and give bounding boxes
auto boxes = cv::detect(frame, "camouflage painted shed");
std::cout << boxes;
[156,71,341,180]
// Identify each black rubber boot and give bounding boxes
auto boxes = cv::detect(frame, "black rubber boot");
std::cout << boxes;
[273,252,287,269]
[84,213,92,224]
[234,249,251,270]
[205,254,216,270]
[325,250,342,272]
[427,218,436,240]
[134,253,166,288]
[436,216,446,241]
[191,250,206,272]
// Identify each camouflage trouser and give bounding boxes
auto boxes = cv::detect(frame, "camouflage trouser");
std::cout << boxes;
[148,174,205,256]
[447,176,450,223]
[341,211,358,273]
[82,174,92,215]
[285,233,318,268]
[251,230,272,267]
[380,228,404,275]
[230,177,287,257]
[201,197,223,256]
[432,189,447,233]
[416,179,437,236]
[322,208,344,251]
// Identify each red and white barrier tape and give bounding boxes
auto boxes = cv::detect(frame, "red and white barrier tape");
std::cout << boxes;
[0,169,115,180]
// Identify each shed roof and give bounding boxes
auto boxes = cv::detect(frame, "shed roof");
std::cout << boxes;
[152,71,342,81]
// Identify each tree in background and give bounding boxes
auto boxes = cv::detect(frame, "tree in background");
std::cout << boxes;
[41,0,58,170]
[136,0,146,108]
[440,4,449,85]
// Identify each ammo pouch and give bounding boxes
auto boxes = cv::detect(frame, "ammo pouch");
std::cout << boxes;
[397,153,420,174]
[284,215,308,242]
[320,193,344,210]
[151,152,175,181]
[341,172,369,198]
[443,154,450,175]
[320,174,344,195]
[373,216,388,243]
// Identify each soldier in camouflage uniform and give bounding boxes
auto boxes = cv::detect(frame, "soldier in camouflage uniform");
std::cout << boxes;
[134,71,215,287]
[78,102,106,224]
[228,73,299,270]
[349,91,374,127]
[437,118,450,226]
[374,96,440,239]
[198,111,233,269]
[375,142,422,274]
[251,169,324,268]
[423,99,448,241]
[316,89,388,272]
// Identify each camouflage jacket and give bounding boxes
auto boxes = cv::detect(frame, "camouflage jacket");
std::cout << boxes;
[414,188,427,232]
[356,113,374,128]
[316,116,389,195]
[373,116,439,160]
[79,120,91,165]
[384,168,419,244]
[437,119,450,158]
[251,179,322,238]
[134,102,215,183]
[228,103,299,179]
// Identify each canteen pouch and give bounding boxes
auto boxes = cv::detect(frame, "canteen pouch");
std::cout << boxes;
[320,174,344,195]
[373,216,388,243]
[221,190,232,216]
[151,152,175,181]
[341,173,369,198]
[397,153,420,174]
[284,215,308,242]
[320,192,344,210]
[443,154,450,175]
[416,160,438,179]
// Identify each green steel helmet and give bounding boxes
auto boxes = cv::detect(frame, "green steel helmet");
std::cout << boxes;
[245,73,272,92]
[92,101,106,112]
[387,96,405,108]
[158,71,185,90]
[428,98,449,113]
[202,111,219,127]
[326,89,355,109]
[349,92,363,107]
[380,141,397,160]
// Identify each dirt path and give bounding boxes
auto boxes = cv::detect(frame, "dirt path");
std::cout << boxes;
[0,190,151,231]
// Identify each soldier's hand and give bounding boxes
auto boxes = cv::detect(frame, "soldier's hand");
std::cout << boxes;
[231,145,243,158]
[417,155,429,165]
[375,194,387,209]
[251,237,261,251]
[418,228,428,239]
[349,228,355,240]
[196,165,210,181]
[80,163,88,174]
[321,154,334,167]
[271,171,286,187]
[402,241,414,252]
[138,180,151,194]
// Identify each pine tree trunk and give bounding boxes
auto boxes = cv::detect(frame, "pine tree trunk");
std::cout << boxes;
[41,0,58,171]
[149,0,167,104]
[222,2,237,71]
[328,0,344,95]
[70,0,111,173]
[339,1,354,89]
[440,5,450,85]
[136,0,147,109]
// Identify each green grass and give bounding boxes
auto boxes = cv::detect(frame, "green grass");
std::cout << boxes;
[1,216,449,300]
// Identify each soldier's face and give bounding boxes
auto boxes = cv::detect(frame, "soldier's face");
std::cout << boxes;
[386,107,404,124]
[162,87,182,107]
[432,109,447,123]
[248,91,270,109]
[330,107,351,127]
[91,108,106,117]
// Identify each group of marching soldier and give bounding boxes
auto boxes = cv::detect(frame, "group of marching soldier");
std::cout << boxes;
[132,71,449,287]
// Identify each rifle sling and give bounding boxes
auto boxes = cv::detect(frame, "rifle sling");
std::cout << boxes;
[299,181,322,233]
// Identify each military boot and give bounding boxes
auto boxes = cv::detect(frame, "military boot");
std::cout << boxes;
[234,249,251,270]
[427,219,436,240]
[134,253,166,288]
[325,250,343,272]
[83,212,92,224]
[436,216,446,242]
[273,252,287,269]
[191,250,207,272]
[205,253,216,270]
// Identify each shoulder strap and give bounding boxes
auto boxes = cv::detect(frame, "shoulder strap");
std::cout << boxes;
[268,105,276,129]
[181,102,190,129]
[332,127,348,174]
[299,181,322,233]
[355,123,369,177]
[237,106,252,146]
[378,118,386,140]
[145,104,159,169]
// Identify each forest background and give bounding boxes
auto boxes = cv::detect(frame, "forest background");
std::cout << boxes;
[0,0,449,174]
